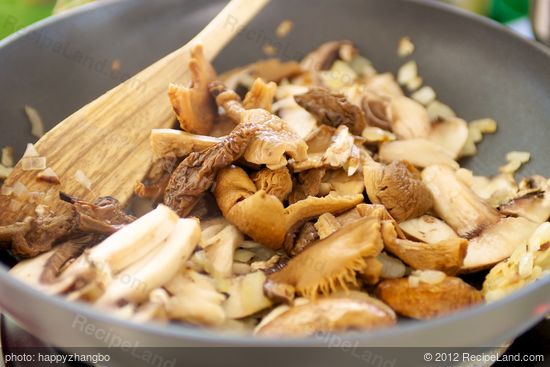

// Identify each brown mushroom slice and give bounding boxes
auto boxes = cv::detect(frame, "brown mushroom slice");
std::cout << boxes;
[363,160,434,222]
[150,129,220,159]
[364,73,404,98]
[164,123,258,216]
[251,167,293,202]
[242,78,277,112]
[499,178,550,223]
[422,165,500,238]
[389,96,430,140]
[379,139,459,169]
[381,221,467,275]
[428,117,469,158]
[462,216,539,272]
[288,168,326,204]
[168,45,217,135]
[361,92,392,130]
[269,217,383,298]
[399,215,458,244]
[294,87,366,135]
[255,293,396,337]
[377,276,483,320]
[301,40,355,76]
[215,166,363,249]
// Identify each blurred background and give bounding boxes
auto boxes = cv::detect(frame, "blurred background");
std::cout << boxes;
[0,0,532,40]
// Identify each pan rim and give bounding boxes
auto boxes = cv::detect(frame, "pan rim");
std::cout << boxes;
[0,0,549,346]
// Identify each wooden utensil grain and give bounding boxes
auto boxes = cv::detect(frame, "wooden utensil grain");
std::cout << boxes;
[0,0,269,225]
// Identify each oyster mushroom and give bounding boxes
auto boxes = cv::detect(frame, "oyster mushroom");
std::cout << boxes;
[422,165,500,238]
[294,87,367,135]
[301,40,355,79]
[221,59,303,90]
[399,215,458,244]
[364,73,404,98]
[379,139,459,169]
[471,173,518,207]
[203,224,243,279]
[322,170,364,196]
[288,168,326,204]
[223,271,273,319]
[268,217,383,298]
[381,221,467,275]
[255,292,396,337]
[215,166,363,249]
[377,275,483,320]
[242,78,277,111]
[210,82,308,169]
[251,167,293,202]
[389,96,431,140]
[168,45,217,135]
[428,117,469,158]
[363,160,434,222]
[149,129,219,159]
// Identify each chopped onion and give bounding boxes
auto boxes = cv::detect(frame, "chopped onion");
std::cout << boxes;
[276,20,293,38]
[21,156,47,171]
[408,275,420,287]
[262,43,277,56]
[518,253,534,278]
[12,181,28,197]
[426,100,456,121]
[1,146,14,167]
[232,262,252,275]
[499,151,530,174]
[22,143,39,158]
[37,167,60,184]
[397,36,415,57]
[406,76,423,92]
[75,169,92,190]
[470,118,497,133]
[413,269,446,285]
[24,105,45,138]
[234,249,256,263]
[362,127,396,143]
[411,86,436,105]
[397,60,417,85]
[0,165,13,180]
[1,185,13,196]
[378,252,406,279]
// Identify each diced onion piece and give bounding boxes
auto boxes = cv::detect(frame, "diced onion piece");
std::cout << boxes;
[378,252,406,279]
[22,143,40,158]
[470,118,497,133]
[426,100,456,121]
[349,56,376,77]
[0,165,13,180]
[499,151,530,174]
[408,275,420,287]
[37,167,60,184]
[21,156,47,171]
[362,127,396,143]
[1,146,14,167]
[518,253,534,278]
[8,199,23,211]
[12,181,28,197]
[276,20,293,38]
[406,76,423,92]
[397,36,415,57]
[262,43,277,56]
[397,60,417,85]
[528,222,550,252]
[234,249,256,263]
[1,185,13,196]
[414,269,446,285]
[320,60,357,90]
[460,118,498,157]
[24,105,45,138]
[75,169,92,190]
[411,86,436,105]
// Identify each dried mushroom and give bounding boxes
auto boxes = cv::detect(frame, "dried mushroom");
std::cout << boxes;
[399,215,458,244]
[377,276,483,319]
[301,40,355,79]
[242,78,277,111]
[215,166,363,249]
[168,45,217,135]
[149,129,219,159]
[255,293,396,337]
[364,160,433,222]
[251,167,292,202]
[269,217,383,298]
[389,96,431,140]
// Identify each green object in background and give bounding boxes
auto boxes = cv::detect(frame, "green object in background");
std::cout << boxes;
[490,0,529,23]
[0,0,55,40]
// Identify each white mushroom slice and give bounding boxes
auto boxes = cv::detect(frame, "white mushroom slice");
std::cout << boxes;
[426,100,456,121]
[379,139,459,169]
[462,217,539,272]
[224,271,272,319]
[165,270,226,326]
[272,97,317,139]
[95,218,201,306]
[377,252,407,279]
[471,173,518,207]
[499,187,550,224]
[397,61,417,85]
[428,118,469,158]
[203,224,244,279]
[150,129,219,158]
[390,96,430,140]
[411,86,436,105]
[399,215,458,244]
[499,151,530,174]
[422,165,500,238]
[364,73,403,98]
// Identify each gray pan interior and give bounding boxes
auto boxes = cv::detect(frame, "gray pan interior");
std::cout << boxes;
[0,0,549,365]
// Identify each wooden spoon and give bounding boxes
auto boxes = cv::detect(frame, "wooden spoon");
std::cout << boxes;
[0,0,270,225]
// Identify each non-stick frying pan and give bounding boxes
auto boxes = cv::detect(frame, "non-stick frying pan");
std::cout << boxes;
[0,0,549,366]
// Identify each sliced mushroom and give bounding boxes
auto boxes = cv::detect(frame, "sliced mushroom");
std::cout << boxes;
[314,213,341,239]
[364,73,404,98]
[399,215,458,244]
[269,217,383,298]
[272,94,317,139]
[251,167,293,202]
[381,221,467,275]
[377,276,483,319]
[242,78,277,111]
[499,177,550,223]
[294,87,366,135]
[389,96,430,140]
[422,165,500,238]
[203,224,243,279]
[288,168,326,204]
[215,166,363,249]
[221,59,303,89]
[301,40,355,78]
[364,160,433,222]
[462,216,539,272]
[428,117,469,158]
[168,45,217,135]
[255,292,396,337]
[379,139,459,169]
[149,129,219,159]
[361,92,392,130]
[471,173,518,207]
[223,271,273,319]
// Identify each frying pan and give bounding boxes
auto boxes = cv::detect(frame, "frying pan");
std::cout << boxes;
[0,0,549,366]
